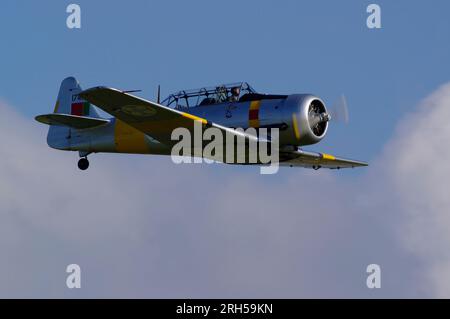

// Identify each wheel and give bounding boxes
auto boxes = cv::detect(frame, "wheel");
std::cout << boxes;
[78,158,89,170]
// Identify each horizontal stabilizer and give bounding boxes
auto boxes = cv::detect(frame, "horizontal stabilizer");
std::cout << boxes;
[35,113,109,129]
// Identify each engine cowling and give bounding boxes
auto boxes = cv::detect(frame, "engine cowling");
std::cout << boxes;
[284,94,330,146]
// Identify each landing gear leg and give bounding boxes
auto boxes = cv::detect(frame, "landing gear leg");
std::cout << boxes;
[78,157,89,170]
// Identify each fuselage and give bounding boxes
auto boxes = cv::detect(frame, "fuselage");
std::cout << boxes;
[48,94,329,156]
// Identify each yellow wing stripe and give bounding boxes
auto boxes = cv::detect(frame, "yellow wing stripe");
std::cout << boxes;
[322,153,336,160]
[182,112,207,124]
[292,114,300,140]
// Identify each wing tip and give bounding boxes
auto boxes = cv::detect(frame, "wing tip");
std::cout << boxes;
[336,158,369,168]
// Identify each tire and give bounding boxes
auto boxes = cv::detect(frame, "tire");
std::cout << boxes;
[78,158,89,170]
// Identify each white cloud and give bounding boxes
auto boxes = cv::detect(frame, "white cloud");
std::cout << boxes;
[1,83,450,298]
[378,83,450,297]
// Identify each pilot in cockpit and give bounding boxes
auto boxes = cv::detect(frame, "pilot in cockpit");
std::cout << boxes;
[228,86,240,103]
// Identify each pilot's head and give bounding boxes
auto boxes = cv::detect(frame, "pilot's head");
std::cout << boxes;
[231,87,240,97]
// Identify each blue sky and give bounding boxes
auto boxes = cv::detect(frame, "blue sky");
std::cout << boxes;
[1,1,450,298]
[2,0,449,161]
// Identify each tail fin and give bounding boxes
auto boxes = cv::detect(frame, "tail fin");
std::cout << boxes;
[44,77,102,150]
[53,76,100,118]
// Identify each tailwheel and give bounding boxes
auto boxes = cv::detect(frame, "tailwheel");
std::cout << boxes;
[78,158,89,170]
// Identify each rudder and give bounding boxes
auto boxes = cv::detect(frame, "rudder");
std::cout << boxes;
[46,77,101,150]
[53,77,100,118]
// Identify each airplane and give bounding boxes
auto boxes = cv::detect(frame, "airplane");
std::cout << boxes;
[35,77,368,171]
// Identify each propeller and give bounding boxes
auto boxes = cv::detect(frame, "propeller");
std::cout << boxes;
[307,95,348,136]
[308,100,330,136]
[329,94,349,124]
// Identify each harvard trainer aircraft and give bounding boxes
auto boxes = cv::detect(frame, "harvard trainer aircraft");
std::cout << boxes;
[35,77,368,170]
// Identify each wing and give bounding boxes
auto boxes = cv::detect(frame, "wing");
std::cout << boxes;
[280,148,368,169]
[79,86,262,148]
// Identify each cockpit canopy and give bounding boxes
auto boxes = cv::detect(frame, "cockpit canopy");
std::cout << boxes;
[161,82,257,109]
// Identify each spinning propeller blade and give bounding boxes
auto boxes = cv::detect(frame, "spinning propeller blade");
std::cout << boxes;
[329,94,349,124]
